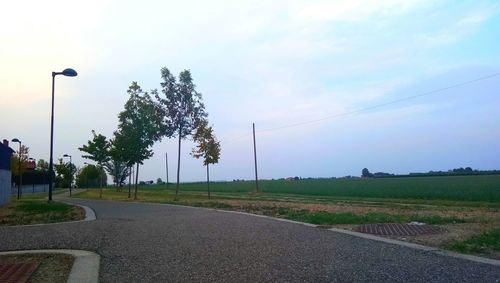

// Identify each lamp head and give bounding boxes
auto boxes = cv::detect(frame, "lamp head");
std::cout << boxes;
[62,68,77,77]
[63,154,71,157]
[11,138,20,143]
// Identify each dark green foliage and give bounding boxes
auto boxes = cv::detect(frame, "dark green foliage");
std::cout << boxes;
[447,229,500,253]
[54,158,76,188]
[362,168,372,178]
[136,175,500,203]
[116,82,162,166]
[261,208,464,225]
[116,81,163,199]
[79,130,111,166]
[16,201,73,214]
[75,164,106,188]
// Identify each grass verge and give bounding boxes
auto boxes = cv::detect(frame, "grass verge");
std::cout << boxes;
[0,253,74,283]
[0,200,85,226]
[242,206,465,225]
[446,229,500,254]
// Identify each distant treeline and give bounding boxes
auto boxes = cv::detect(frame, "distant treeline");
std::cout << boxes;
[362,167,500,178]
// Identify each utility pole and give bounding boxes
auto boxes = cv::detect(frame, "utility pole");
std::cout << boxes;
[165,152,169,189]
[252,123,259,192]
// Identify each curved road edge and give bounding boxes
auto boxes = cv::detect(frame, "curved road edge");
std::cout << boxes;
[215,207,500,268]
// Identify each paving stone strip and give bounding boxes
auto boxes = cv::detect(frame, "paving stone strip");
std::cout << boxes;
[354,223,444,236]
[0,262,39,283]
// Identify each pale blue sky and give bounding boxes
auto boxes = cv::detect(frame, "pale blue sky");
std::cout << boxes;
[1,0,499,181]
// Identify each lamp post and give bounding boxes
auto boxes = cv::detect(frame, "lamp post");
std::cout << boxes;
[12,138,22,199]
[48,68,77,201]
[63,154,72,196]
[29,157,36,193]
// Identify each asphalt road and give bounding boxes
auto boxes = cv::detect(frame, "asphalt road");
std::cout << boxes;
[1,199,499,282]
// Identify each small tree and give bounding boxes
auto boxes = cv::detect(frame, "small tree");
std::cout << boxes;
[191,120,221,199]
[79,130,111,197]
[117,81,162,199]
[155,67,207,200]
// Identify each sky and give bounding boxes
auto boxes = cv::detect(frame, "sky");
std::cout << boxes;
[1,0,499,182]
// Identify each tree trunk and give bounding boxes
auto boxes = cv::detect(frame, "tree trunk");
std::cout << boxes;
[175,128,182,200]
[128,165,132,198]
[134,163,140,200]
[207,163,210,200]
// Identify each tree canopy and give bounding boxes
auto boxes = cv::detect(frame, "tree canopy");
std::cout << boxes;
[155,68,207,199]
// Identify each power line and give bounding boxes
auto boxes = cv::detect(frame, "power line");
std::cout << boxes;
[258,72,500,132]
[221,72,500,143]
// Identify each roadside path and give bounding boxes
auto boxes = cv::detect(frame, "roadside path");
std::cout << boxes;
[1,198,499,282]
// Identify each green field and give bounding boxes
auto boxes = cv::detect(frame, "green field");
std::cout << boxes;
[134,175,500,204]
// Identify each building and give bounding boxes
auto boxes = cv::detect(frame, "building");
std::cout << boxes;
[0,139,14,206]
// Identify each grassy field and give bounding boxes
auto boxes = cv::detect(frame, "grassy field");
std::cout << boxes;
[122,175,500,206]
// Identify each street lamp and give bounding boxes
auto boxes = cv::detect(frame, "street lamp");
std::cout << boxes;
[12,138,21,199]
[29,157,36,193]
[48,68,77,201]
[63,154,72,196]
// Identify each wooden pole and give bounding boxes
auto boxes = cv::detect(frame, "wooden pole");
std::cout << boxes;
[165,152,169,189]
[253,123,259,192]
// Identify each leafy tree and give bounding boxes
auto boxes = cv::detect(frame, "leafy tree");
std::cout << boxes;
[155,68,207,199]
[79,130,111,197]
[191,120,221,199]
[117,81,162,199]
[156,178,163,184]
[37,159,49,171]
[10,145,29,177]
[103,158,130,189]
[54,158,76,188]
[75,164,106,188]
[362,168,373,178]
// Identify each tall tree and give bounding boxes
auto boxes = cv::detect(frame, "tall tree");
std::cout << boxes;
[155,68,207,199]
[191,120,221,199]
[79,130,111,197]
[117,81,162,199]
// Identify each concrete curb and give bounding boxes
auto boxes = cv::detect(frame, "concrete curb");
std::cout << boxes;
[62,202,96,222]
[0,249,100,283]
